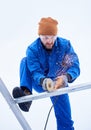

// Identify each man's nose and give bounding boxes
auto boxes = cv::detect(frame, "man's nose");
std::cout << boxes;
[46,38,52,43]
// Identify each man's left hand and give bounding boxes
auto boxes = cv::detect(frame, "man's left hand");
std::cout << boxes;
[54,75,68,90]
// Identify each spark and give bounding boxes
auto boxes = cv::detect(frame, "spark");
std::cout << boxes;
[56,53,78,76]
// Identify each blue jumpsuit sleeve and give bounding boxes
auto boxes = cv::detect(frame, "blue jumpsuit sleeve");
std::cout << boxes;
[26,47,45,85]
[65,41,80,82]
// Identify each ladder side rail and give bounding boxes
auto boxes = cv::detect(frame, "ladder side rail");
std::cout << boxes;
[0,78,32,130]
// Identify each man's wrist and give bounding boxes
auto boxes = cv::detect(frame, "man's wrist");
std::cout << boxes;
[65,73,72,82]
[40,78,45,85]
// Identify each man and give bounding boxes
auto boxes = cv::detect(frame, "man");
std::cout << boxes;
[12,17,80,130]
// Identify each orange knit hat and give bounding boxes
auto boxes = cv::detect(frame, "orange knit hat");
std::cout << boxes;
[38,17,58,35]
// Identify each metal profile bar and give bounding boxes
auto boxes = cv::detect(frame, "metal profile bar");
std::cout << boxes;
[0,78,32,130]
[15,82,91,104]
[0,77,91,130]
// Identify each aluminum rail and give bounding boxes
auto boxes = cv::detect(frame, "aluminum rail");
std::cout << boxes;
[15,82,91,104]
[0,77,91,130]
[0,78,32,130]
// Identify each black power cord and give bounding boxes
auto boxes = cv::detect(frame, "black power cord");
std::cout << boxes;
[43,96,59,130]
[44,104,53,130]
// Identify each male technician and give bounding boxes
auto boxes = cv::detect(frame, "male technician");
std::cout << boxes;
[12,17,80,130]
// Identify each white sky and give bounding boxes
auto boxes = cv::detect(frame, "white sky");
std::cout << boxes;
[0,0,91,130]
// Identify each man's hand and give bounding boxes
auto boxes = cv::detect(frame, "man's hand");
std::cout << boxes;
[41,75,68,92]
[54,75,68,90]
[42,78,54,92]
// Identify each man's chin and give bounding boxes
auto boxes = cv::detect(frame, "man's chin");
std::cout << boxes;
[46,45,53,49]
[45,47,53,51]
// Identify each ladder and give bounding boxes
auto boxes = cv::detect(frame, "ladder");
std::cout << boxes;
[0,78,91,130]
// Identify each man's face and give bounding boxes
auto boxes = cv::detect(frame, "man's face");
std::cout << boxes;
[40,35,57,49]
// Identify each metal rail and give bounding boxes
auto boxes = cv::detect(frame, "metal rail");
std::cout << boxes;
[15,82,91,103]
[0,77,91,130]
[0,78,32,130]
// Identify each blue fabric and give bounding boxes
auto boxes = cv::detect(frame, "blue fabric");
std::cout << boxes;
[19,37,80,129]
[20,57,44,93]
[51,95,74,130]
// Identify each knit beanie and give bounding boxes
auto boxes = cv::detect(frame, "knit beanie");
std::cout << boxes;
[38,17,58,35]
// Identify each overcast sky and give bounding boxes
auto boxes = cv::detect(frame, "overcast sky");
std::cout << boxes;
[0,0,91,130]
